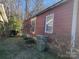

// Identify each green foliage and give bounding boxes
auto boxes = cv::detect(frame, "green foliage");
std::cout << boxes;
[9,15,22,31]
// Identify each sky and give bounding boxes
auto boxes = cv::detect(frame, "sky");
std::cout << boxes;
[21,0,61,17]
[21,0,26,18]
[44,0,61,7]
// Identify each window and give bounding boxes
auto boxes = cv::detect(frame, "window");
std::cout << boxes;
[31,17,36,32]
[45,14,54,33]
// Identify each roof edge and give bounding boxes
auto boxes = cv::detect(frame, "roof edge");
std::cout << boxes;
[26,0,67,20]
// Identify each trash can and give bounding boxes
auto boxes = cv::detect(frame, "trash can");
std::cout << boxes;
[36,35,48,51]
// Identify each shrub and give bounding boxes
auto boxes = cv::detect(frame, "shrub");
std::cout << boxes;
[48,34,71,57]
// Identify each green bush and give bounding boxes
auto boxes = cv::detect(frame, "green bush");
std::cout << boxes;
[8,15,22,32]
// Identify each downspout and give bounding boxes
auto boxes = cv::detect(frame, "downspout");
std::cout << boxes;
[71,0,79,56]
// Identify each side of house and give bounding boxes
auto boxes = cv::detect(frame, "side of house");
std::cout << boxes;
[24,0,75,56]
[36,0,73,35]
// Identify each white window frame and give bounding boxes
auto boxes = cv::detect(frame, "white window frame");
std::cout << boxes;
[31,17,36,32]
[45,14,54,33]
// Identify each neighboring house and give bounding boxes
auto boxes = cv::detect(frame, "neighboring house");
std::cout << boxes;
[24,0,79,56]
[0,4,8,23]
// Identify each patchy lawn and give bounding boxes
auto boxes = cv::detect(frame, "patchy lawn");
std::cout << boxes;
[0,37,61,59]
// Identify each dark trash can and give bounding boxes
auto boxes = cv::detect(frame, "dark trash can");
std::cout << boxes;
[36,35,48,51]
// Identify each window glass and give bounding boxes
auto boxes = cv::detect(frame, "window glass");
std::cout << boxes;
[45,14,54,33]
[31,17,36,32]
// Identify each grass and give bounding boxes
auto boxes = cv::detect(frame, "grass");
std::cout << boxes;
[0,37,24,59]
[0,37,69,59]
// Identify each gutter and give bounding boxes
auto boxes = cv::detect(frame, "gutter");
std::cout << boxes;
[36,0,66,16]
[71,0,79,56]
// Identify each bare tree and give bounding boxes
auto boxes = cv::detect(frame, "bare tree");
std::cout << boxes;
[32,0,44,15]
[0,0,23,20]
[25,0,44,19]
[16,0,23,20]
[0,0,16,18]
[25,0,31,19]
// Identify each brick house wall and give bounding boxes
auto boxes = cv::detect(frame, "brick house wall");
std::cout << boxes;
[24,0,74,36]
[35,0,74,55]
[24,0,75,56]
[35,0,73,36]
[28,0,73,56]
